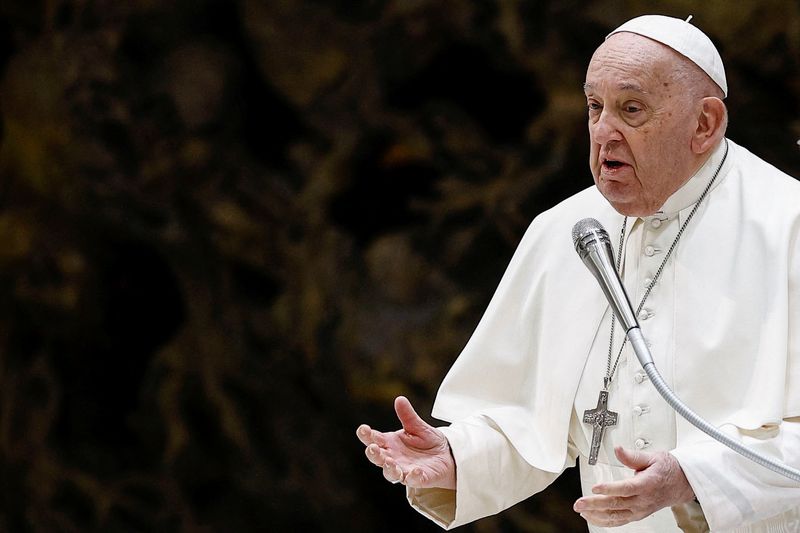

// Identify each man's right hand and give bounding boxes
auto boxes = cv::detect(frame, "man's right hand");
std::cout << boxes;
[356,396,456,490]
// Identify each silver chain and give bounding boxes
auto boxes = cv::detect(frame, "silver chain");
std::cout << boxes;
[604,139,729,389]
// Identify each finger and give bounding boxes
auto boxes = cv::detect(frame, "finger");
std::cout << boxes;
[371,430,387,447]
[591,477,639,497]
[404,466,429,488]
[395,396,430,435]
[395,396,444,449]
[357,425,388,448]
[574,495,632,512]
[365,443,387,467]
[615,446,654,472]
[382,459,405,484]
[580,509,634,528]
[356,424,373,446]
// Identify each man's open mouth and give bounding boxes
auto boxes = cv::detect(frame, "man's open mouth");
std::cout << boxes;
[603,159,626,169]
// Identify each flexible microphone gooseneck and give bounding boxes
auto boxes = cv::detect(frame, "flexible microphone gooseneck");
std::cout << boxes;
[572,217,800,483]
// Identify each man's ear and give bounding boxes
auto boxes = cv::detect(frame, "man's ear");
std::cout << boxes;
[691,97,727,154]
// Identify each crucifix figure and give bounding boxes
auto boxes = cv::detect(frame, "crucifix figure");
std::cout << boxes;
[582,390,618,465]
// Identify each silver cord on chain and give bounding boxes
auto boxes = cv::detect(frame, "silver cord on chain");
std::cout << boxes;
[603,139,730,390]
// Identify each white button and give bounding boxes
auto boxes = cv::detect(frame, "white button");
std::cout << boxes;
[634,372,647,384]
[651,218,662,229]
[634,438,649,449]
[643,277,653,289]
[633,405,649,416]
[644,245,656,256]
[638,309,651,321]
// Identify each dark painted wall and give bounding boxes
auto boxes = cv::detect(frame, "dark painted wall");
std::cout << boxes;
[0,1,798,531]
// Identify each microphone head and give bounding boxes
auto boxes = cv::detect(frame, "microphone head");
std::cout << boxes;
[573,217,638,331]
[572,218,610,254]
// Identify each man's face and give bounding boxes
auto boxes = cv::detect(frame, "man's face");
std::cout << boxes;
[584,33,699,216]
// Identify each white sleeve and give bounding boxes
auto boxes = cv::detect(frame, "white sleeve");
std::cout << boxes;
[406,415,577,529]
[670,417,800,531]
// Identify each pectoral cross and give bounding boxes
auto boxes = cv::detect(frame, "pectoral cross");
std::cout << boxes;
[582,390,618,465]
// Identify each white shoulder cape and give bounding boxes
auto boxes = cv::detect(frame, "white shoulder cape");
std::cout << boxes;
[431,139,800,473]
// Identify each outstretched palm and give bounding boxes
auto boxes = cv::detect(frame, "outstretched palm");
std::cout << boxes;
[357,396,456,489]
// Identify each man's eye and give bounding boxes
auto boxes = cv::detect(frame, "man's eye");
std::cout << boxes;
[623,105,642,113]
[588,102,602,111]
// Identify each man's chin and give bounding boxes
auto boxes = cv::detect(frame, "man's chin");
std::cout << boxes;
[598,188,651,217]
[609,201,658,217]
[611,204,648,217]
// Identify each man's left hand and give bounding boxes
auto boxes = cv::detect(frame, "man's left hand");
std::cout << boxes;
[573,446,696,527]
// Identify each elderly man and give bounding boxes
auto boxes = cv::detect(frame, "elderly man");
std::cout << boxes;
[357,15,800,532]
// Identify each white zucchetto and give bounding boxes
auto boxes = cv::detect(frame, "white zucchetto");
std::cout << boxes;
[607,15,728,98]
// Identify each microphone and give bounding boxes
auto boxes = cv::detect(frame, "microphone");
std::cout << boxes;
[572,217,800,483]
[572,218,639,333]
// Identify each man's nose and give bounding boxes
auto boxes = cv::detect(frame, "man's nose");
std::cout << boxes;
[590,109,623,145]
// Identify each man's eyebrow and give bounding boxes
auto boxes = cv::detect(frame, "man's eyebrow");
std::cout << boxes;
[618,82,648,94]
[582,82,649,94]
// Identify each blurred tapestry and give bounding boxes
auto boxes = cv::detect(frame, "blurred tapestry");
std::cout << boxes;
[0,0,798,531]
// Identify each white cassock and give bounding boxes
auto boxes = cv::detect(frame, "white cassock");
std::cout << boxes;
[406,139,800,532]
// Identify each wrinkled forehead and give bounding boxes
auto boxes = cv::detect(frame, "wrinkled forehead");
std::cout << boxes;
[585,33,682,92]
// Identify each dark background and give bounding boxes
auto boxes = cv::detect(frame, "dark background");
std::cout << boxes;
[0,1,798,531]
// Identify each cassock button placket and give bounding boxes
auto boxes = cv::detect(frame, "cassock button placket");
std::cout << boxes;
[634,438,650,449]
[650,218,662,229]
[634,372,648,384]
[637,309,652,321]
[632,405,650,416]
[643,277,653,289]
[644,245,657,257]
